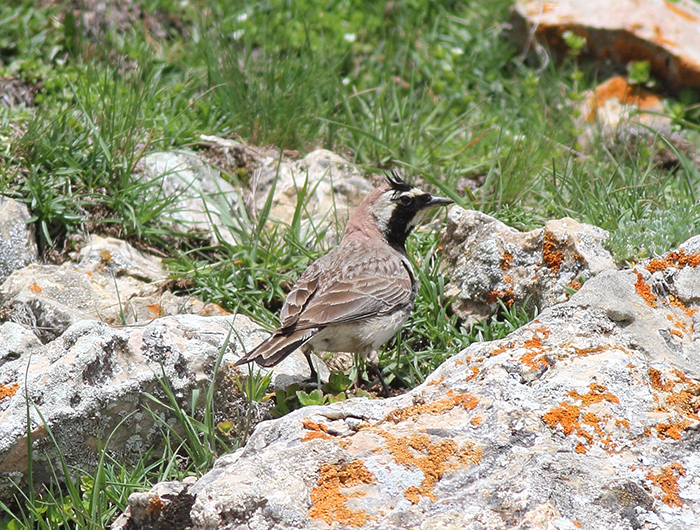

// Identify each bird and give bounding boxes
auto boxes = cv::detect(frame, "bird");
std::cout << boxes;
[235,171,453,395]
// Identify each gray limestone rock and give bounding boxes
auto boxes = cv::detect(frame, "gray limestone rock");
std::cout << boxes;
[0,197,38,284]
[0,313,326,503]
[253,149,373,246]
[0,322,42,368]
[441,207,616,325]
[115,237,700,530]
[137,150,248,246]
[0,234,229,343]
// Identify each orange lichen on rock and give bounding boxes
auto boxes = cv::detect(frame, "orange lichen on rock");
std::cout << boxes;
[28,281,42,293]
[535,327,551,339]
[567,279,582,291]
[500,249,514,270]
[648,368,674,392]
[615,418,630,430]
[646,249,700,273]
[646,463,686,508]
[655,419,691,440]
[302,420,334,442]
[0,383,19,401]
[302,431,335,442]
[633,271,656,308]
[521,335,548,370]
[585,76,663,123]
[489,342,510,357]
[485,289,515,306]
[664,0,699,21]
[543,397,621,450]
[465,366,479,382]
[646,367,700,438]
[378,431,482,503]
[148,303,166,318]
[309,460,376,526]
[521,350,548,370]
[571,345,609,357]
[427,375,444,387]
[470,416,483,427]
[669,294,698,317]
[567,383,620,406]
[543,403,581,437]
[386,393,478,423]
[148,496,165,518]
[542,232,564,274]
[575,442,588,454]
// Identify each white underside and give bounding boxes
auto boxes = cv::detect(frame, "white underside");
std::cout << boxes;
[306,307,411,358]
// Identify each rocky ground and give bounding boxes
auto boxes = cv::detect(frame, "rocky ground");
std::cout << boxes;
[2,0,700,528]
[1,141,700,529]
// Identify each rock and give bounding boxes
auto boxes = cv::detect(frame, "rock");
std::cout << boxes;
[0,234,228,343]
[137,150,248,246]
[117,237,700,529]
[578,76,672,137]
[111,479,197,530]
[254,149,373,245]
[510,0,700,94]
[0,197,38,284]
[0,322,42,368]
[0,313,326,503]
[440,207,616,325]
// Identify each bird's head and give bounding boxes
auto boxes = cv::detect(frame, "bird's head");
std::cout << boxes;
[344,170,453,250]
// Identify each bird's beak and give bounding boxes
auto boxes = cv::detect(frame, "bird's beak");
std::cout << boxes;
[425,195,454,208]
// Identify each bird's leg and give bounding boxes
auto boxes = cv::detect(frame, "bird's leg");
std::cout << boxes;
[302,347,320,388]
[366,350,390,398]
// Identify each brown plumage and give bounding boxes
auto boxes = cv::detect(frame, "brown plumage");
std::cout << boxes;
[235,172,453,381]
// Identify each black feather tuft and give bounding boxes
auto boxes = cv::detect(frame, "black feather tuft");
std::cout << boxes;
[385,169,413,192]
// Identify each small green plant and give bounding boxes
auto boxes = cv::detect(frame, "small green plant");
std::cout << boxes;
[236,367,273,403]
[270,375,356,418]
[562,30,587,95]
[627,60,654,88]
[561,30,586,58]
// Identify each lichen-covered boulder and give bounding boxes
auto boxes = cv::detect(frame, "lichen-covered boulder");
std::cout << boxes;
[510,0,700,94]
[113,236,700,530]
[440,207,615,325]
[0,235,229,343]
[0,311,334,504]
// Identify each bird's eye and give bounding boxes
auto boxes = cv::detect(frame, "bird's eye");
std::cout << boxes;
[398,195,413,206]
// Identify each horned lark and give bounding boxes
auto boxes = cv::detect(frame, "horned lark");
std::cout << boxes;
[236,171,453,393]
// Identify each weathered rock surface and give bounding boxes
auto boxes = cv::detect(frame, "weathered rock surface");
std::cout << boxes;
[510,0,700,94]
[137,150,248,246]
[579,75,671,136]
[253,149,373,245]
[198,136,375,244]
[0,197,38,284]
[0,312,328,503]
[0,322,42,368]
[0,235,228,343]
[115,237,700,529]
[111,479,198,530]
[440,207,616,324]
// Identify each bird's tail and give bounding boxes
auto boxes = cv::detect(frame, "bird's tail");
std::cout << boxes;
[235,328,320,367]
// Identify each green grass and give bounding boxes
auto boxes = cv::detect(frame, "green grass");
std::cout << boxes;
[1,0,700,526]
